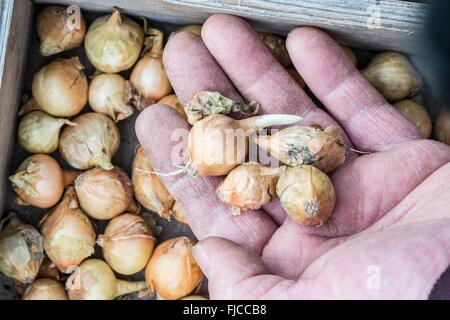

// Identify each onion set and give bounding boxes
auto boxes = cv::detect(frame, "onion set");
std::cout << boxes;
[66,259,147,300]
[37,257,61,281]
[277,165,336,226]
[132,146,174,219]
[18,111,76,154]
[37,5,86,56]
[158,94,187,120]
[59,112,120,170]
[260,33,291,67]
[84,8,144,73]
[75,166,138,220]
[9,154,64,208]
[0,214,44,284]
[145,237,203,300]
[185,91,259,125]
[173,25,202,37]
[254,125,346,173]
[31,57,88,117]
[97,213,155,275]
[130,25,172,107]
[172,202,189,226]
[393,99,432,138]
[88,73,135,122]
[217,162,284,215]
[39,187,96,273]
[23,278,68,300]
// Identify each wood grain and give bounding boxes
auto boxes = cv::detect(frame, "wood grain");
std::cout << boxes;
[35,0,427,53]
[0,0,33,217]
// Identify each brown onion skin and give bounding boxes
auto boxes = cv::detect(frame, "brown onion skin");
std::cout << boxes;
[98,213,155,275]
[157,94,188,120]
[145,237,203,300]
[23,278,68,300]
[393,99,432,138]
[75,166,137,220]
[32,57,88,117]
[435,110,450,145]
[37,5,86,57]
[9,154,64,208]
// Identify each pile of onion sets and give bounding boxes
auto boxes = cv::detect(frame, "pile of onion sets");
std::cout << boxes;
[1,5,208,301]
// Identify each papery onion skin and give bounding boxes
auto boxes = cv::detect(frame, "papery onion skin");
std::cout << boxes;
[276,165,336,226]
[0,214,44,284]
[217,162,283,215]
[88,73,135,122]
[84,8,144,73]
[75,166,138,220]
[23,278,68,300]
[66,259,147,300]
[157,94,187,120]
[393,99,432,138]
[340,45,358,67]
[131,29,172,104]
[435,109,450,145]
[59,112,120,170]
[259,33,291,67]
[132,146,174,219]
[145,236,203,300]
[9,154,64,208]
[37,5,86,57]
[39,187,96,273]
[175,25,202,37]
[18,111,74,154]
[97,213,155,275]
[37,257,61,281]
[172,202,189,226]
[32,57,88,117]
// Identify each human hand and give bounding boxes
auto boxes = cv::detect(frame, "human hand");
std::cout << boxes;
[136,14,450,299]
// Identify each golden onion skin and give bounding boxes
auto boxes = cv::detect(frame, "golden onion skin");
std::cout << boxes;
[435,109,450,145]
[23,278,68,300]
[157,94,187,120]
[393,99,432,138]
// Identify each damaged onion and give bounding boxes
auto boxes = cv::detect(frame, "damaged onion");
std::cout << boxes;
[0,214,44,284]
[145,237,203,300]
[217,162,284,215]
[75,166,138,220]
[185,91,259,125]
[39,187,96,273]
[97,213,155,275]
[132,146,174,219]
[37,5,86,57]
[277,165,336,226]
[9,154,64,208]
[59,112,120,170]
[88,73,135,122]
[66,259,147,300]
[23,278,68,300]
[255,125,346,173]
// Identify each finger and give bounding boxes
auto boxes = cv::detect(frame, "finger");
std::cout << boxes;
[194,237,294,299]
[163,31,243,105]
[286,27,421,151]
[201,14,351,146]
[135,105,277,254]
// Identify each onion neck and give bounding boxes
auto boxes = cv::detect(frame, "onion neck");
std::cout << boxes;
[238,114,303,130]
[143,29,164,57]
[115,280,147,298]
[109,7,122,26]
[9,162,41,198]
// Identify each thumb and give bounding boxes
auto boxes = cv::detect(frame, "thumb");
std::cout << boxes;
[194,237,292,299]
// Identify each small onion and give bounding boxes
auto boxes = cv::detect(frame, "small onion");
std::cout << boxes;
[59,112,120,170]
[434,109,450,145]
[36,5,86,56]
[172,202,189,226]
[66,259,148,300]
[181,295,208,300]
[97,214,155,275]
[174,25,202,37]
[277,165,336,226]
[39,187,96,273]
[145,237,203,300]
[37,257,61,281]
[132,146,174,219]
[31,57,88,117]
[88,73,135,122]
[0,214,44,284]
[340,45,358,67]
[9,154,64,208]
[63,169,82,187]
[23,278,68,300]
[393,99,432,138]
[75,166,138,220]
[260,33,291,67]
[18,111,76,154]
[157,94,187,120]
[84,8,144,73]
[131,27,172,106]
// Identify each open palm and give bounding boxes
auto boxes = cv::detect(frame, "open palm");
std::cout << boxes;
[136,14,450,299]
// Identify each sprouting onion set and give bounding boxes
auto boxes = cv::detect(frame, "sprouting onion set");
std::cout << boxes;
[0,4,449,301]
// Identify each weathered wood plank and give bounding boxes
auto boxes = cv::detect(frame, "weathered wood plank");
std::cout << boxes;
[35,0,427,53]
[0,0,33,217]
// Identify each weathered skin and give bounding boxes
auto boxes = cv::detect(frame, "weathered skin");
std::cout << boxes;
[135,14,450,299]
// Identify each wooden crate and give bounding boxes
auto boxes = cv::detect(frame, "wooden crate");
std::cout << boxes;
[0,0,429,299]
